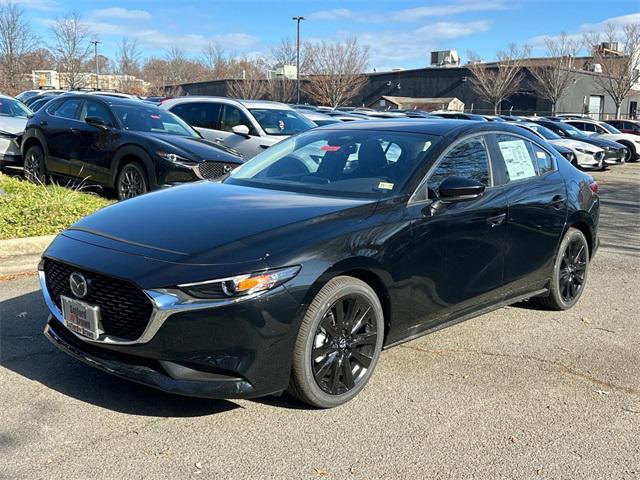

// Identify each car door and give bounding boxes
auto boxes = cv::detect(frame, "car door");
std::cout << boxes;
[491,133,567,296]
[409,134,508,331]
[44,98,85,176]
[68,100,119,185]
[217,104,265,158]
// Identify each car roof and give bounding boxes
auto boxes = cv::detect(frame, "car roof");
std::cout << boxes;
[314,118,540,138]
[162,96,293,110]
[51,94,152,108]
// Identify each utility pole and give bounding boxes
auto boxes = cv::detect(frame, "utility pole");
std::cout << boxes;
[292,16,304,104]
[91,40,101,90]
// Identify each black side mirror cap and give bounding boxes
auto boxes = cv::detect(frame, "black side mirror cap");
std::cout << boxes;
[438,176,486,201]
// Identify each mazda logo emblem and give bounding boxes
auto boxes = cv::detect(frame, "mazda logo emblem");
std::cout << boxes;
[69,272,88,299]
[223,165,233,174]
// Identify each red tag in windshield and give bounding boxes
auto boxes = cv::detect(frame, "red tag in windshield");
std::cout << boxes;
[150,114,161,120]
[321,145,341,152]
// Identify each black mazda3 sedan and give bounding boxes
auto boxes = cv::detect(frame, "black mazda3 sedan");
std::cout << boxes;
[39,120,599,408]
[21,95,243,199]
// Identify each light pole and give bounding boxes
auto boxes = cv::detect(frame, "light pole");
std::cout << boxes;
[91,40,101,90]
[292,16,304,104]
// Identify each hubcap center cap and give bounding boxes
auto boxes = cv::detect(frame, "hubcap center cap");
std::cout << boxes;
[338,338,348,350]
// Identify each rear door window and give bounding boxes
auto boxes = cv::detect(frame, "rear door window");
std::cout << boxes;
[171,102,222,130]
[495,134,554,182]
[53,99,82,120]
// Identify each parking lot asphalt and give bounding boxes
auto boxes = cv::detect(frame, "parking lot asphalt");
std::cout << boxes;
[0,164,638,480]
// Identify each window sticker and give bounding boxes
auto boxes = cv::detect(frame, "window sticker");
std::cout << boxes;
[378,181,394,190]
[498,140,536,180]
[536,151,547,159]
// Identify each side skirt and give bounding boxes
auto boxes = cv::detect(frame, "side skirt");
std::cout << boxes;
[383,288,548,350]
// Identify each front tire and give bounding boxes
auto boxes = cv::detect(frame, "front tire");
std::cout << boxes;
[116,162,148,200]
[536,228,589,310]
[23,144,47,185]
[288,276,385,408]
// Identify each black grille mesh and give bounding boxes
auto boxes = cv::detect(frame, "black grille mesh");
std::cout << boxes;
[44,259,153,341]
[196,161,238,179]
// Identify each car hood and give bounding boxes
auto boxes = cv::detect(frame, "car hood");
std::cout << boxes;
[0,116,28,135]
[573,135,623,150]
[549,138,601,152]
[142,132,244,162]
[596,133,640,144]
[65,181,376,265]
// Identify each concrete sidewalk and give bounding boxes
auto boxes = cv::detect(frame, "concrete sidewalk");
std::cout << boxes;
[0,234,55,276]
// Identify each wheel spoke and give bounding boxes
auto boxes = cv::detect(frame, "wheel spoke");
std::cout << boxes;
[350,331,377,348]
[350,305,371,334]
[333,301,345,328]
[350,350,372,368]
[342,358,355,389]
[313,355,334,382]
[312,343,334,358]
[573,245,585,263]
[328,357,342,393]
[320,314,340,339]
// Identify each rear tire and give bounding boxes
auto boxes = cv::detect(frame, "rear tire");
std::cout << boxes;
[116,162,148,200]
[535,228,589,311]
[288,276,384,408]
[23,144,47,185]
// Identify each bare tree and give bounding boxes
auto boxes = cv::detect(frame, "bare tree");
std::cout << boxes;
[303,38,369,107]
[201,42,233,79]
[228,60,267,99]
[585,22,640,118]
[116,37,144,93]
[529,33,581,114]
[0,2,37,94]
[467,44,529,114]
[50,12,92,89]
[267,75,296,103]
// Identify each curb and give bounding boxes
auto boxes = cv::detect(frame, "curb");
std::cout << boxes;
[0,234,56,276]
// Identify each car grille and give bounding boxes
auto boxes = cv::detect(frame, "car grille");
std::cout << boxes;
[43,259,153,341]
[196,161,239,179]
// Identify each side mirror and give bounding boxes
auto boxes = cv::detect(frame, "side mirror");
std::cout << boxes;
[85,116,107,129]
[231,124,250,137]
[438,176,486,201]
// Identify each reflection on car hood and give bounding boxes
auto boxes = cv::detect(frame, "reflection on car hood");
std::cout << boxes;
[0,116,27,135]
[66,181,375,265]
[549,138,602,152]
[142,132,245,162]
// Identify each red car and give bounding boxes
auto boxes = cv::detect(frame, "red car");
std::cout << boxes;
[605,119,640,136]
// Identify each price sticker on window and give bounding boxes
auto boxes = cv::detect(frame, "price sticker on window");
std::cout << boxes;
[378,182,394,190]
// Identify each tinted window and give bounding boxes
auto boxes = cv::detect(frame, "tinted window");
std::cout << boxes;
[171,102,221,130]
[227,130,438,198]
[495,134,538,182]
[0,97,31,117]
[221,105,256,135]
[54,99,82,120]
[428,137,490,193]
[83,101,113,126]
[111,105,199,137]
[249,108,315,136]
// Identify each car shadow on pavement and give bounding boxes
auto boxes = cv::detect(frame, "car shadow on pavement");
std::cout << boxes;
[0,290,240,417]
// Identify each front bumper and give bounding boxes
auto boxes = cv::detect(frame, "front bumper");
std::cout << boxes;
[0,136,22,166]
[45,318,257,399]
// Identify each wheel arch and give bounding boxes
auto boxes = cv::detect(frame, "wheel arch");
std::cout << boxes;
[615,139,636,158]
[303,257,393,340]
[111,145,155,188]
[565,214,595,259]
[21,129,49,158]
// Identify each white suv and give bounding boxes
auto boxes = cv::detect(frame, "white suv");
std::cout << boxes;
[161,97,316,158]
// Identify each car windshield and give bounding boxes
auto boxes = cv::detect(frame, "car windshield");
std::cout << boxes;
[562,123,588,138]
[528,124,560,140]
[0,97,31,117]
[248,108,315,136]
[225,129,439,198]
[111,105,199,137]
[599,122,621,134]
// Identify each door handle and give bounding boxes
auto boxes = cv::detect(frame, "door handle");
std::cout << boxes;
[39,121,48,127]
[70,128,80,134]
[259,144,270,149]
[551,195,565,209]
[215,137,224,142]
[486,213,506,227]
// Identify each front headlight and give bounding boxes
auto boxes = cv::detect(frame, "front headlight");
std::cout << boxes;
[178,266,301,299]
[575,148,591,154]
[157,151,195,164]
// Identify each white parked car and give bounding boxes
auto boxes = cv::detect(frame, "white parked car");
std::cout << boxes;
[562,119,640,161]
[516,122,606,170]
[15,89,65,103]
[0,94,31,168]
[161,97,316,158]
[296,109,342,126]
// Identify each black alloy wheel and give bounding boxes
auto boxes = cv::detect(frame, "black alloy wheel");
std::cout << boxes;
[536,227,589,310]
[117,163,148,200]
[558,236,588,303]
[312,294,378,395]
[288,276,384,408]
[23,145,47,184]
